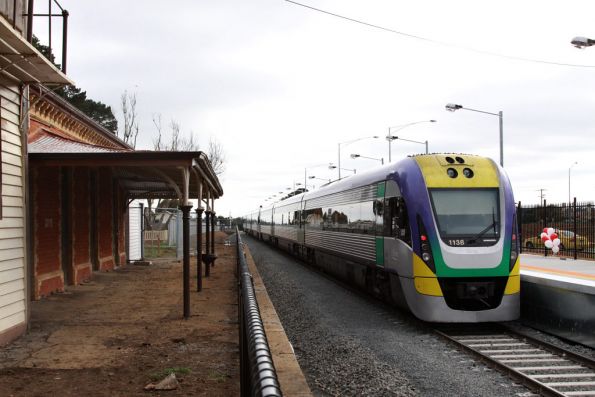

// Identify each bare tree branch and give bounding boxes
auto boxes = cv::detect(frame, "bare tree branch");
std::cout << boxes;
[120,90,139,147]
[169,119,180,151]
[152,113,163,151]
[207,136,226,176]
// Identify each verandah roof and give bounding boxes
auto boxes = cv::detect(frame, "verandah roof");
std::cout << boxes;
[29,150,223,202]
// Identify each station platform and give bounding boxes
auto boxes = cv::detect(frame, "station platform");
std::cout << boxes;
[519,254,595,348]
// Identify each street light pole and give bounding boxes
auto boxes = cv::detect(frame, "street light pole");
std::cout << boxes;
[569,162,578,205]
[446,103,504,167]
[351,153,384,165]
[337,135,378,179]
[391,137,429,154]
[387,120,436,162]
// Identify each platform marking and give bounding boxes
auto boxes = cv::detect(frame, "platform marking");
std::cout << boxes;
[520,263,595,281]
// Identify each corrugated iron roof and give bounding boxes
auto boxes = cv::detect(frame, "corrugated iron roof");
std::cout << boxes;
[29,132,127,153]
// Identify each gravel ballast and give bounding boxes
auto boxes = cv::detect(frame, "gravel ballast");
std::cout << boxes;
[246,236,533,397]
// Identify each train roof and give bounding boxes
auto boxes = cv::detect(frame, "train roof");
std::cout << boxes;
[250,153,497,213]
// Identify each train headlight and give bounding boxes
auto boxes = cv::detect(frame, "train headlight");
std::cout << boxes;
[510,214,520,271]
[417,216,436,273]
[463,168,474,178]
[447,168,458,178]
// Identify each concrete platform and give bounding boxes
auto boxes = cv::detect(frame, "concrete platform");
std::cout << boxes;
[520,254,595,348]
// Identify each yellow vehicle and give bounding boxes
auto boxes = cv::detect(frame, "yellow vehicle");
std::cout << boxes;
[523,229,589,251]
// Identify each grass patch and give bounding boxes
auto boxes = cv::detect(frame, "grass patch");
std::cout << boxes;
[150,367,191,381]
[208,370,229,383]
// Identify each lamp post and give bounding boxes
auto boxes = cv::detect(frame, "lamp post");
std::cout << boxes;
[337,136,378,179]
[304,163,330,190]
[387,120,436,162]
[350,153,384,165]
[445,103,503,167]
[329,164,356,177]
[390,137,429,154]
[309,175,331,183]
[569,162,578,205]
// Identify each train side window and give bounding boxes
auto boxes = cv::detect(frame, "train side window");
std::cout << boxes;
[385,197,411,244]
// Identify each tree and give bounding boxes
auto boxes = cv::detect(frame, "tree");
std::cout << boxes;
[207,137,226,176]
[56,86,118,133]
[120,90,139,147]
[148,117,225,213]
[152,116,200,152]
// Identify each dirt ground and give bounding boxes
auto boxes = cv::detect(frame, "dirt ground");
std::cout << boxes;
[0,233,239,397]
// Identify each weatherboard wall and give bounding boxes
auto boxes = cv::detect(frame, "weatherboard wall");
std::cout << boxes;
[0,76,26,346]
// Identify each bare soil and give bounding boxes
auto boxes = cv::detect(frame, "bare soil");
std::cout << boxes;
[0,233,239,396]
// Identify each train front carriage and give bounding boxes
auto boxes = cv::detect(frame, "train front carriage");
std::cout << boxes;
[244,153,519,323]
[388,154,519,322]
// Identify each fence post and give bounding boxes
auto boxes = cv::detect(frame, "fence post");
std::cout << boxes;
[543,200,548,257]
[573,197,578,260]
[517,201,522,254]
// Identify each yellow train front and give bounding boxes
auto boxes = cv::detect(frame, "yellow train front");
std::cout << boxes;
[387,154,520,322]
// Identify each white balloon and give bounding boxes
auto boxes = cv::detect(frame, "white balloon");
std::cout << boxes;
[552,246,560,254]
[544,240,553,248]
[547,227,555,236]
[553,238,561,247]
[540,232,548,238]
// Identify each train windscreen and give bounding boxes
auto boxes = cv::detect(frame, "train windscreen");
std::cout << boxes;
[429,188,500,245]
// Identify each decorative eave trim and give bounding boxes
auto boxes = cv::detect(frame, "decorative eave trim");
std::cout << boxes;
[29,88,132,150]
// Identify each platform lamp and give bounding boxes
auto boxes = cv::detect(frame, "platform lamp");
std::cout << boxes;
[445,103,503,167]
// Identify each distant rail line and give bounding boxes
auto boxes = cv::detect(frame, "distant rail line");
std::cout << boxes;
[434,324,595,397]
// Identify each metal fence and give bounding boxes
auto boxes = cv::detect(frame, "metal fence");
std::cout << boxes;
[518,198,595,260]
[236,227,282,397]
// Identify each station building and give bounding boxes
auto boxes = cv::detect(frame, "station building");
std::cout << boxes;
[0,2,223,346]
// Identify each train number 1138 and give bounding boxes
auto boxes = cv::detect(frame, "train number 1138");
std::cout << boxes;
[448,239,465,246]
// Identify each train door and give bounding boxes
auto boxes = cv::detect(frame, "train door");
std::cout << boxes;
[257,209,262,239]
[297,197,305,245]
[383,179,414,277]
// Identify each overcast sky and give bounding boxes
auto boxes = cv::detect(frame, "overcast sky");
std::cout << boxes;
[40,0,595,216]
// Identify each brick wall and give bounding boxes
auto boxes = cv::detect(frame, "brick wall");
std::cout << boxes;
[32,166,129,299]
[33,167,63,299]
[97,168,115,270]
[72,167,92,284]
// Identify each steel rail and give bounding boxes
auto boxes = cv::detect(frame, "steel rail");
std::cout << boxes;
[434,325,595,397]
[236,227,283,397]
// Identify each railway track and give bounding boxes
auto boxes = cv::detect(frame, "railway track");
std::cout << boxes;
[435,324,595,397]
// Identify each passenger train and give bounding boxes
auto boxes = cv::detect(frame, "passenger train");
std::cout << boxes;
[243,154,520,322]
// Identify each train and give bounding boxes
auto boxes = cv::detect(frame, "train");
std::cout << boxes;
[243,153,520,322]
